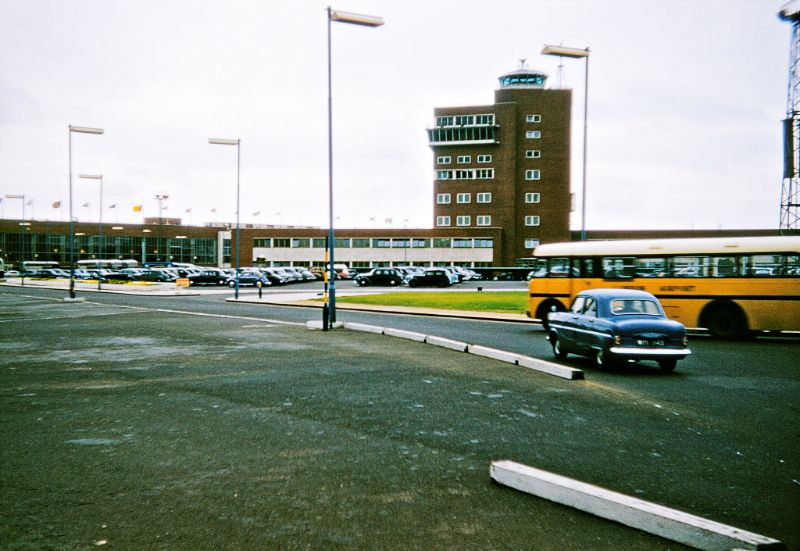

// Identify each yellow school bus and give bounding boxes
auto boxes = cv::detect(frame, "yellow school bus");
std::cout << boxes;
[526,236,800,338]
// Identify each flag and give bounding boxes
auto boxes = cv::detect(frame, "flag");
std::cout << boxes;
[253,211,261,216]
[26,199,33,205]
[185,208,191,213]
[385,218,392,223]
[133,205,142,212]
[52,201,61,208]
[82,202,89,207]
[210,208,217,213]
[369,217,375,221]
[108,204,116,209]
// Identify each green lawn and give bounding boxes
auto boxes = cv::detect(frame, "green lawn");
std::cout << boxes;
[333,291,528,314]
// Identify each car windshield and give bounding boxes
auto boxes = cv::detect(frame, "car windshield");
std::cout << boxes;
[610,299,661,316]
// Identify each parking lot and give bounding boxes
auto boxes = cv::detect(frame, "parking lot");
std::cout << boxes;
[1,289,796,550]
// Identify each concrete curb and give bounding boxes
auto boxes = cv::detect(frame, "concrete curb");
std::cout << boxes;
[340,321,582,380]
[490,460,784,551]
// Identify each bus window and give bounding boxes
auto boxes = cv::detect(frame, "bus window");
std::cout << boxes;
[712,256,739,277]
[549,258,571,277]
[747,254,790,276]
[636,257,667,277]
[578,258,598,277]
[672,256,710,277]
[602,257,635,279]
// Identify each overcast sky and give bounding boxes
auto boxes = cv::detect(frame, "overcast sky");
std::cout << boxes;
[0,0,790,231]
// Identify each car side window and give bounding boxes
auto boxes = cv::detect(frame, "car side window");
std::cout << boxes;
[583,298,597,318]
[570,296,586,314]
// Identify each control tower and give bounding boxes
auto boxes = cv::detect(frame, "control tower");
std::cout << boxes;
[427,61,572,265]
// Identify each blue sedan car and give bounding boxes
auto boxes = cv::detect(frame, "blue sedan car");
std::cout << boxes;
[546,288,691,372]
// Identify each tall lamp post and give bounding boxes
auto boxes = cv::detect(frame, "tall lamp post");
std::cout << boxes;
[5,195,25,280]
[209,138,241,299]
[326,7,383,328]
[79,174,104,290]
[68,125,104,300]
[154,193,169,262]
[542,45,590,241]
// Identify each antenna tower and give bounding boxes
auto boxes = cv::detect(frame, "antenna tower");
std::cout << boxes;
[780,2,800,232]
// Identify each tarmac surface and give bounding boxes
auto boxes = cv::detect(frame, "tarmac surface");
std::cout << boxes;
[1,283,796,550]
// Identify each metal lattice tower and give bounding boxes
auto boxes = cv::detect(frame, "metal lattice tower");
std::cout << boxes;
[780,2,800,232]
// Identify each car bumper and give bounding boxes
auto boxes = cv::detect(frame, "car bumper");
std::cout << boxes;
[610,347,691,359]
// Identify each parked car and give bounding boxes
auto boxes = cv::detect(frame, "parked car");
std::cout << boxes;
[188,268,229,286]
[546,288,691,372]
[354,268,404,287]
[136,269,175,282]
[406,268,452,288]
[226,270,270,288]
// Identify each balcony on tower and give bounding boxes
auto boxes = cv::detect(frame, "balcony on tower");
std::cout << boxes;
[427,112,499,146]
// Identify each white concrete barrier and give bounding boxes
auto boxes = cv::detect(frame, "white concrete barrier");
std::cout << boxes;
[467,344,520,365]
[516,355,584,380]
[343,322,384,334]
[490,460,784,551]
[426,335,468,352]
[383,327,427,342]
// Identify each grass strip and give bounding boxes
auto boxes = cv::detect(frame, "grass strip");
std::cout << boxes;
[332,291,528,314]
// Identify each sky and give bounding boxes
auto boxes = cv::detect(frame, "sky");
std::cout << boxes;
[0,0,791,232]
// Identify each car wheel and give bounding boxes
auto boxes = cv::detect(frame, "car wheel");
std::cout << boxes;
[550,334,567,360]
[594,348,614,369]
[228,280,236,288]
[357,279,367,287]
[658,359,677,373]
[389,279,397,286]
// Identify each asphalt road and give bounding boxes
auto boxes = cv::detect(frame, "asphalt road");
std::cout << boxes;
[1,284,798,550]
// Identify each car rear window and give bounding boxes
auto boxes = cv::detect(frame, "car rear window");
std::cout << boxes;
[610,299,660,316]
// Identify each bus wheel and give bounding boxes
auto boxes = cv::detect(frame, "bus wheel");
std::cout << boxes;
[536,300,565,331]
[701,301,748,339]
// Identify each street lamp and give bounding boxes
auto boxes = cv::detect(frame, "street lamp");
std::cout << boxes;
[79,174,103,290]
[326,6,383,329]
[209,138,241,299]
[542,44,590,241]
[154,193,169,263]
[68,125,104,300]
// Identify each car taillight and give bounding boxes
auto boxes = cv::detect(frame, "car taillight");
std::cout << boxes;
[683,336,689,347]
[614,334,622,345]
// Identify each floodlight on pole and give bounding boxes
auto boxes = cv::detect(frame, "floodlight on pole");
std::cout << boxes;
[325,5,383,330]
[542,44,590,241]
[79,174,104,290]
[209,137,242,299]
[68,124,104,300]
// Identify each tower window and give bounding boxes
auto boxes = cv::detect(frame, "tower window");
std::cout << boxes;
[436,216,451,227]
[457,155,472,164]
[477,155,492,163]
[525,215,541,226]
[456,215,471,226]
[526,114,542,123]
[436,193,451,204]
[525,170,541,180]
[525,150,541,159]
[456,193,471,204]
[476,215,491,226]
[477,192,492,203]
[525,192,541,203]
[436,156,451,164]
